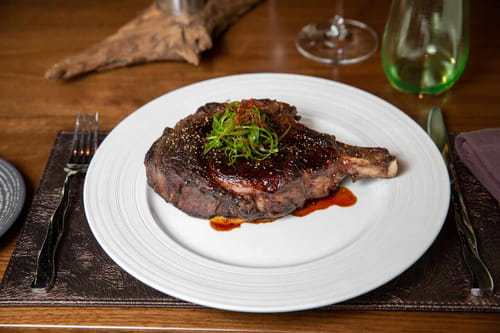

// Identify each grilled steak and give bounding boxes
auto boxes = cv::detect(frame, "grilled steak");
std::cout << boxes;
[145,99,398,221]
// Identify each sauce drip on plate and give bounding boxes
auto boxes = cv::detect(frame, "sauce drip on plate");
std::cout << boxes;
[210,216,277,232]
[292,187,357,217]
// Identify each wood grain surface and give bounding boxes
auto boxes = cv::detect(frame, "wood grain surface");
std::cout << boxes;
[0,0,499,331]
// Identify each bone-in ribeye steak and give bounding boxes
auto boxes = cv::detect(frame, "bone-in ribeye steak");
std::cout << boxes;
[145,99,398,221]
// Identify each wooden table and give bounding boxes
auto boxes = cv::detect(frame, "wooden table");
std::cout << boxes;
[0,0,498,331]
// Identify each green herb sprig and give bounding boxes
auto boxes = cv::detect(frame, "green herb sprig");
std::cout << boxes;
[203,100,289,165]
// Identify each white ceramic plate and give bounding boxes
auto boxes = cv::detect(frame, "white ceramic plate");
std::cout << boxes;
[84,73,450,312]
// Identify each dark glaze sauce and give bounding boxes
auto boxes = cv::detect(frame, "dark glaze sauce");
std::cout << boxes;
[209,187,357,231]
[205,103,340,195]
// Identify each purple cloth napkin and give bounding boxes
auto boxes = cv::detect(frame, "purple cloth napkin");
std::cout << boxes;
[455,129,500,203]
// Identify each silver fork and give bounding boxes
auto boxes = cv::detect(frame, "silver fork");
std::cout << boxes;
[31,113,99,291]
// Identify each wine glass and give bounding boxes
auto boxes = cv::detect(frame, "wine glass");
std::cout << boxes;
[295,0,378,64]
[296,0,378,64]
[381,0,470,96]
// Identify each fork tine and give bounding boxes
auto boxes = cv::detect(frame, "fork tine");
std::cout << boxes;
[77,113,87,165]
[85,114,92,162]
[86,113,97,163]
[68,113,81,164]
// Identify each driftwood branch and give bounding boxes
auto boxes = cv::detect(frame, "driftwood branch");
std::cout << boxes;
[45,0,263,80]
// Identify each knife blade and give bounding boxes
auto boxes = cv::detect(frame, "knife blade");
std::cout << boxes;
[427,107,494,296]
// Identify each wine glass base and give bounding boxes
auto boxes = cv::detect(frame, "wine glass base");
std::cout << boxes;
[296,19,378,64]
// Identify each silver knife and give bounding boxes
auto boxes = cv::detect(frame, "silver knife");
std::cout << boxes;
[427,107,494,296]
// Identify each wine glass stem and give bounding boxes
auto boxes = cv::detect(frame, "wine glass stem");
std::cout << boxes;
[327,0,348,40]
[328,15,348,40]
[335,0,344,18]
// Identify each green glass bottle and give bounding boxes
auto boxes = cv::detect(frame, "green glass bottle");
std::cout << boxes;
[382,0,470,96]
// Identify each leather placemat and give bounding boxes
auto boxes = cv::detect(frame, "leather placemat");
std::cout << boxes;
[0,132,498,311]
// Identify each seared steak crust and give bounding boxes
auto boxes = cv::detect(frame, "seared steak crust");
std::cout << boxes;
[145,99,397,221]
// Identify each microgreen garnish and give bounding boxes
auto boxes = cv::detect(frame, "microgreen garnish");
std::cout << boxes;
[203,100,289,165]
